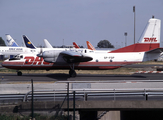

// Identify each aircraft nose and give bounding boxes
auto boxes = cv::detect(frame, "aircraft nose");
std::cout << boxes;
[1,61,7,67]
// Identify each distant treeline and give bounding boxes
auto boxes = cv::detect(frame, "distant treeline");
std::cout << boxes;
[0,37,6,46]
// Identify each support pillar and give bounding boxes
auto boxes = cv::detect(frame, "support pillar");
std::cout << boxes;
[79,110,97,120]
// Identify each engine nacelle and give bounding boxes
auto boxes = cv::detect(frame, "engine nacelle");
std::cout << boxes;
[42,50,60,58]
[42,50,63,63]
[44,58,57,63]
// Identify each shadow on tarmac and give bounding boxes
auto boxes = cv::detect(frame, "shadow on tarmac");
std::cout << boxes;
[0,73,149,82]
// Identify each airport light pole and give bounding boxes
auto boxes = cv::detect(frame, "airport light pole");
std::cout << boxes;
[133,6,136,44]
[67,82,69,120]
[124,32,127,47]
[31,79,34,120]
[121,42,123,48]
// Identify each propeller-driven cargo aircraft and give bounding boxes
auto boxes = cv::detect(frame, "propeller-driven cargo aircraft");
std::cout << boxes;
[2,17,162,77]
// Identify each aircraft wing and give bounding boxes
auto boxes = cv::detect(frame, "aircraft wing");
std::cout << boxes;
[60,51,93,63]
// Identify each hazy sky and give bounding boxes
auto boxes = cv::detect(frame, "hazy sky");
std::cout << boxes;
[0,0,163,48]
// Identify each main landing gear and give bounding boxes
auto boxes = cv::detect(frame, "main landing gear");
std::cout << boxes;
[69,69,76,77]
[69,64,77,77]
[17,71,22,76]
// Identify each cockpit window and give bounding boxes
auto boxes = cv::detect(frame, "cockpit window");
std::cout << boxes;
[14,55,23,59]
[14,55,18,58]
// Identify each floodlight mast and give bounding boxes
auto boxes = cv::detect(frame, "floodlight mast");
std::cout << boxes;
[133,6,136,44]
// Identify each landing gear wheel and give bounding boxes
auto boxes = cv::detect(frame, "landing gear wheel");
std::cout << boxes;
[69,69,76,77]
[17,71,22,76]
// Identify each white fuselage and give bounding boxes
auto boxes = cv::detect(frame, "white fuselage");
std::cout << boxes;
[2,48,158,71]
[0,46,80,56]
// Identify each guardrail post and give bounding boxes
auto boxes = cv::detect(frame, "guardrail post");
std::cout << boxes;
[73,91,75,120]
[145,93,148,101]
[84,93,88,101]
[144,89,148,101]
[114,89,116,101]
[54,89,55,101]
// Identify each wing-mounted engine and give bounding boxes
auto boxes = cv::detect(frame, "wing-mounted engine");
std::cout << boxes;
[40,50,93,63]
[61,51,93,63]
[41,50,61,63]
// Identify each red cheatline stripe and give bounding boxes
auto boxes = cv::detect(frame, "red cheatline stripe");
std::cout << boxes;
[149,71,153,73]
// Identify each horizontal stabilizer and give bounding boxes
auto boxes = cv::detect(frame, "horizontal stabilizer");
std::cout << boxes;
[145,48,163,53]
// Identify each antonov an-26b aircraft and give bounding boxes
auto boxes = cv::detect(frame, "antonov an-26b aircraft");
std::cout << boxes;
[2,17,162,77]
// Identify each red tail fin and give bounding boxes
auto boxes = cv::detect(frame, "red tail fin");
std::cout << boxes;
[86,41,96,50]
[73,42,80,48]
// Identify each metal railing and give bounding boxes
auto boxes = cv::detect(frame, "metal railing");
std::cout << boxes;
[1,88,163,103]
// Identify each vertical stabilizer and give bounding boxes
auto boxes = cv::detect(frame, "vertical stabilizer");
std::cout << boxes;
[138,18,161,44]
[86,41,96,50]
[44,39,53,48]
[6,34,19,47]
[73,42,80,48]
[23,35,36,49]
[110,17,161,53]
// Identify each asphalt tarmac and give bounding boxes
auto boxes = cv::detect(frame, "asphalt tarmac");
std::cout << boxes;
[0,73,163,83]
[0,73,163,94]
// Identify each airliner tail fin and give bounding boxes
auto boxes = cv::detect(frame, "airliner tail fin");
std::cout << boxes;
[44,39,53,48]
[110,17,161,53]
[73,42,80,48]
[23,35,36,49]
[86,41,96,50]
[6,34,19,47]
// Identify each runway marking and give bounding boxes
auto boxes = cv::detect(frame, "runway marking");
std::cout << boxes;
[135,71,163,74]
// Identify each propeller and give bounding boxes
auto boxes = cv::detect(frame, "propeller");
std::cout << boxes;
[37,45,43,61]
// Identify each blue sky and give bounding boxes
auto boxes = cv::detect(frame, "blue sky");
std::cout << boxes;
[0,0,163,48]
